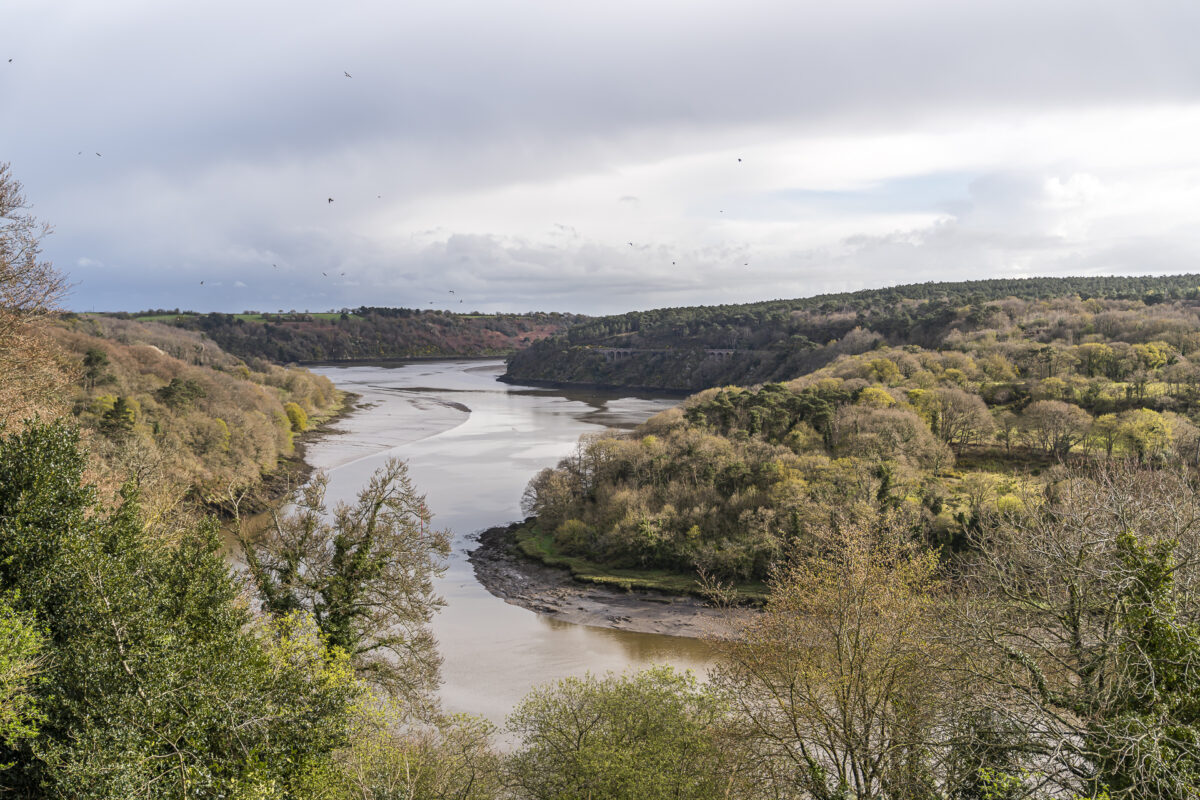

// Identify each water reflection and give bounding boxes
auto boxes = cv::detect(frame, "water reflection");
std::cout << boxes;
[304,360,714,724]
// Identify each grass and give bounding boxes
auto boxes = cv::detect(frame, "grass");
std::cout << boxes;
[514,526,769,605]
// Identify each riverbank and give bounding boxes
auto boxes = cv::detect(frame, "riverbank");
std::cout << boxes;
[469,522,752,640]
[219,389,364,518]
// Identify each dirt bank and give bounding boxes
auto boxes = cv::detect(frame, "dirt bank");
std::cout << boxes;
[468,522,752,640]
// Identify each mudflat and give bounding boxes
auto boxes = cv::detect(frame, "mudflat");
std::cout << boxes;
[469,523,751,640]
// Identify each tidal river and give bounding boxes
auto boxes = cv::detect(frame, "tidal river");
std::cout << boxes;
[303,359,715,723]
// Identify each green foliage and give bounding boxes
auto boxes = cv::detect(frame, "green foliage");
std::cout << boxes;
[150,308,579,363]
[284,400,308,432]
[506,666,738,800]
[98,394,136,438]
[51,314,343,508]
[507,275,1200,392]
[153,376,206,409]
[0,422,364,797]
[0,594,42,764]
[240,460,451,703]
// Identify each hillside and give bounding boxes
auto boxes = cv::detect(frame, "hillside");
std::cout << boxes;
[123,307,581,363]
[519,288,1200,592]
[47,314,344,515]
[504,274,1200,391]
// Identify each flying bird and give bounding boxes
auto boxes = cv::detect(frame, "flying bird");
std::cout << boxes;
[95,153,101,157]
[200,281,204,285]
[344,71,352,78]
[327,197,334,203]
[737,158,742,162]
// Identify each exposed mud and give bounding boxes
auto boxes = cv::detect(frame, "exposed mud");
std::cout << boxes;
[468,522,752,640]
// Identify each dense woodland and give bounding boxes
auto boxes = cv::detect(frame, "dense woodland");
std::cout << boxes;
[505,274,1200,390]
[3,158,1200,798]
[521,294,1200,583]
[125,307,579,363]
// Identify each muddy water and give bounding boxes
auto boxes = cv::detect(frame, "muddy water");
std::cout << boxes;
[304,360,715,724]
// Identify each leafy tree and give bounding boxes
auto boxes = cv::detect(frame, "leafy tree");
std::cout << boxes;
[0,595,41,766]
[284,400,308,432]
[506,666,741,800]
[99,395,136,439]
[241,459,451,704]
[153,376,205,409]
[81,347,109,388]
[0,421,364,798]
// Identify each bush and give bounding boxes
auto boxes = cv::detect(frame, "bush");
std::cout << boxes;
[284,401,308,432]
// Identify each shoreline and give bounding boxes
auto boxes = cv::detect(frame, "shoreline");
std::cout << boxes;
[215,389,364,519]
[468,522,750,640]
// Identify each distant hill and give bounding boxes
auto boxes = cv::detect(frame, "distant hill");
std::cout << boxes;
[504,274,1200,391]
[113,307,582,364]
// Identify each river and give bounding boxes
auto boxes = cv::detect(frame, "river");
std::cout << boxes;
[302,359,715,724]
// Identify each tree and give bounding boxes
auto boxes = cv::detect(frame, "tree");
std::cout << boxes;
[0,596,41,766]
[506,666,741,800]
[0,421,364,798]
[329,706,501,800]
[714,514,948,800]
[954,463,1200,799]
[81,347,109,389]
[1115,408,1171,463]
[1020,400,1091,457]
[927,387,995,449]
[0,163,63,341]
[241,458,451,704]
[0,163,69,426]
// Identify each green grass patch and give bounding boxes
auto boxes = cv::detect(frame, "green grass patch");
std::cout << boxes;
[514,526,769,604]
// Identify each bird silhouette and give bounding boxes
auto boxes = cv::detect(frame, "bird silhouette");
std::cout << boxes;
[200,280,204,285]
[344,71,352,78]
[322,272,327,277]
[327,197,334,203]
[737,158,742,162]
[95,153,101,157]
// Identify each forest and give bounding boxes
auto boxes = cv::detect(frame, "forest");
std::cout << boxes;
[505,274,1200,390]
[121,307,580,363]
[3,157,1200,798]
[520,295,1200,586]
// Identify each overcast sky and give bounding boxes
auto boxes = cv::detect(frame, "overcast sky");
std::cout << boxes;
[4,1,1200,314]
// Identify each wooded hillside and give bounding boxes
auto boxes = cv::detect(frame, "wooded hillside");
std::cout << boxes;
[505,274,1200,390]
[127,307,580,363]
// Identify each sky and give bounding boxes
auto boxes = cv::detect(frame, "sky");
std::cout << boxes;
[5,1,1200,315]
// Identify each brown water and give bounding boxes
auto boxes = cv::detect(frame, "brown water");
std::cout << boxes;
[305,360,715,724]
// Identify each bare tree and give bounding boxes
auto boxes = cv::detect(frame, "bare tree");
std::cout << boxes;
[713,513,949,799]
[0,163,64,334]
[952,463,1200,798]
[0,163,71,426]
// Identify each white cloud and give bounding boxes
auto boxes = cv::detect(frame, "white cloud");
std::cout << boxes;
[6,1,1200,311]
